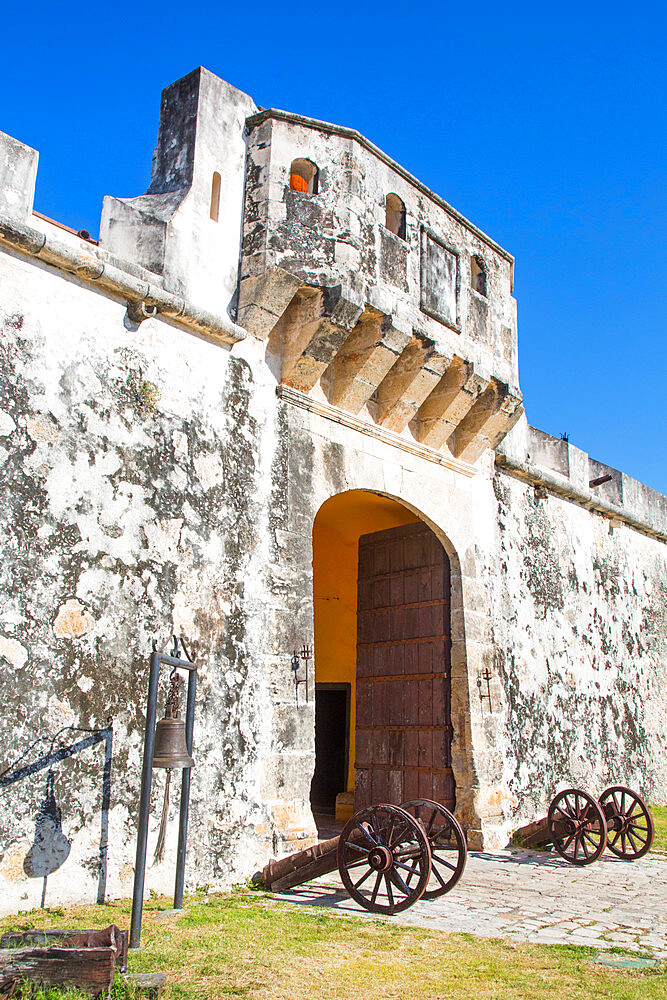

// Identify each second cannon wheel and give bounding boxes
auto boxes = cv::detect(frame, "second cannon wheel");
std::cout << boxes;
[599,786,654,859]
[400,799,467,898]
[548,788,607,866]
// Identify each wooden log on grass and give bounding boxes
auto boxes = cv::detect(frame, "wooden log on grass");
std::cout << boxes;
[0,945,117,998]
[0,927,129,972]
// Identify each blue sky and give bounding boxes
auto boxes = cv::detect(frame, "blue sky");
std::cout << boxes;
[2,2,665,492]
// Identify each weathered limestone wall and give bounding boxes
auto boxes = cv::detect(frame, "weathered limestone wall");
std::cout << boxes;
[1,238,665,909]
[100,68,257,316]
[0,247,289,913]
[492,470,667,816]
[464,420,667,845]
[242,114,519,392]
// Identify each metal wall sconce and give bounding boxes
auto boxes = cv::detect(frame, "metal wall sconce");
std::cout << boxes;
[290,644,312,706]
[477,667,493,711]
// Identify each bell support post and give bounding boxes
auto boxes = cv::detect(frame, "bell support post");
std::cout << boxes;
[175,663,197,909]
[130,639,198,949]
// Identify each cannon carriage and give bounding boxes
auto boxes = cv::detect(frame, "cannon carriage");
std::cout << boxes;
[519,785,654,865]
[262,798,467,915]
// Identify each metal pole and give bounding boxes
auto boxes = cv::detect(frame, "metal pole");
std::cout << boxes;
[174,666,197,909]
[96,727,114,905]
[129,650,161,949]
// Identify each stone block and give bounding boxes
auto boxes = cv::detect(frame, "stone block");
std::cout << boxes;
[0,131,38,220]
[415,358,489,450]
[281,284,364,392]
[327,310,412,413]
[236,267,302,340]
[450,380,523,463]
[375,337,451,433]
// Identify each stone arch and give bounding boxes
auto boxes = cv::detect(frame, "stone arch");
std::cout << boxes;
[311,488,479,838]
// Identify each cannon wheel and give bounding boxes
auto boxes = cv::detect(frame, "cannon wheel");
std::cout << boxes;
[548,788,607,866]
[400,799,467,898]
[337,804,431,914]
[599,786,654,859]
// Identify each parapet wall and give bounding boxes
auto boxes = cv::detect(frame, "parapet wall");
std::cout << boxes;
[497,419,667,541]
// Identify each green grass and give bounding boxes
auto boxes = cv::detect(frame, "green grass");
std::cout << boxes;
[0,983,137,1000]
[1,890,665,1000]
[650,805,667,852]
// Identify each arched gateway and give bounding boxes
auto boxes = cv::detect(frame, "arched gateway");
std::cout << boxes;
[311,491,455,822]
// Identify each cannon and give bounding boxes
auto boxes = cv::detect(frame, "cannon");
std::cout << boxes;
[261,799,467,915]
[518,785,655,866]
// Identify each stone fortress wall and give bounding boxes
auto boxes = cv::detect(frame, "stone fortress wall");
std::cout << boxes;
[0,67,664,914]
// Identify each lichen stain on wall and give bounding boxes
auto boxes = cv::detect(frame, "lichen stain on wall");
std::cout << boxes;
[490,471,667,821]
[0,300,274,908]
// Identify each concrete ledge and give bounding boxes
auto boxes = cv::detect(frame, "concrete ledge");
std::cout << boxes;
[0,214,246,347]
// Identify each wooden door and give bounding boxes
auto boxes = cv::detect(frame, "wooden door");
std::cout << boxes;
[355,521,455,811]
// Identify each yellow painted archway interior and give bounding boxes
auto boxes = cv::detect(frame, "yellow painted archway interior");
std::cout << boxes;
[312,490,419,793]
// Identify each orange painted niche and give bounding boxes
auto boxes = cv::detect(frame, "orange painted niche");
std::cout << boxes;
[312,491,419,794]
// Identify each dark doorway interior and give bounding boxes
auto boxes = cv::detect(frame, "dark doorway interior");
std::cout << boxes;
[310,683,350,814]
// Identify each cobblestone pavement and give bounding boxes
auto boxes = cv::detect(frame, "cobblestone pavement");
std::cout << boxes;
[271,848,667,957]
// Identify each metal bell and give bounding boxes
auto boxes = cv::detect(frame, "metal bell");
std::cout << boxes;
[152,715,194,769]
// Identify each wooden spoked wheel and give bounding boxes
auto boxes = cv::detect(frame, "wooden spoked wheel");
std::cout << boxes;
[548,788,607,866]
[400,799,467,898]
[337,804,431,914]
[599,786,654,859]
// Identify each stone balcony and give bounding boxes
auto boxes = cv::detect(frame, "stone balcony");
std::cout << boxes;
[238,270,522,465]
[238,110,523,466]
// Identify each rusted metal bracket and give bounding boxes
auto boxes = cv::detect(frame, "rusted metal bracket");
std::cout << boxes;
[291,645,312,706]
[477,667,493,711]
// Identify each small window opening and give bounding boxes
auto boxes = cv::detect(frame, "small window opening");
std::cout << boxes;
[290,158,319,194]
[385,193,406,239]
[471,255,487,296]
[210,171,221,222]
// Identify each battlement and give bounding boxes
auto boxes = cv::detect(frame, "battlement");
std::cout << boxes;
[497,419,667,540]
